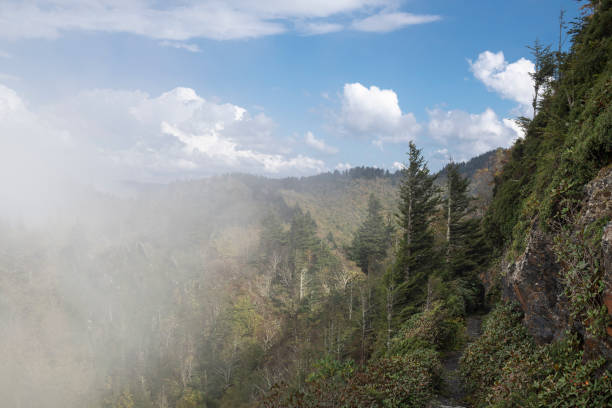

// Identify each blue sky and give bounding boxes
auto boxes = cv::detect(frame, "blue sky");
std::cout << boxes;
[0,0,580,187]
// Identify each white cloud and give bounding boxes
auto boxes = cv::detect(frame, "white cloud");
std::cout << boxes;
[305,131,338,154]
[0,83,82,218]
[429,148,451,163]
[332,82,523,166]
[0,72,19,81]
[335,162,352,171]
[0,84,22,111]
[0,1,284,41]
[241,0,389,17]
[0,50,10,58]
[159,40,201,53]
[298,22,344,35]
[0,0,439,40]
[0,84,326,194]
[352,12,441,32]
[342,83,401,129]
[164,122,323,173]
[502,117,524,138]
[338,82,421,144]
[469,50,534,115]
[427,107,522,159]
[392,161,405,170]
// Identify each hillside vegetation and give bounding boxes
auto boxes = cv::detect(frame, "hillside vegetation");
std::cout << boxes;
[0,150,498,408]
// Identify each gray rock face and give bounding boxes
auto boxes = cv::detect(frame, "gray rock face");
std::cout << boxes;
[502,227,570,344]
[579,166,612,362]
[501,166,612,361]
[580,166,612,226]
[587,220,612,365]
[603,221,612,338]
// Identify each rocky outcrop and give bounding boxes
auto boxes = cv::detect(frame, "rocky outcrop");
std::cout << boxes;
[580,166,612,226]
[580,166,612,346]
[502,226,571,343]
[603,222,612,337]
[501,166,612,362]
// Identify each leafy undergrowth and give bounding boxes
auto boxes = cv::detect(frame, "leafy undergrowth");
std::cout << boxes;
[259,350,441,408]
[259,299,475,407]
[461,303,612,407]
[387,301,465,356]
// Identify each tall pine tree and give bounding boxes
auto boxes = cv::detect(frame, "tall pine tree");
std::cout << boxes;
[349,194,393,275]
[394,142,439,315]
[259,212,287,264]
[444,163,488,280]
[443,163,487,311]
[288,207,319,302]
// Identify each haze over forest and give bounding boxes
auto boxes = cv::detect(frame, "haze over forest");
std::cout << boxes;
[1,1,611,408]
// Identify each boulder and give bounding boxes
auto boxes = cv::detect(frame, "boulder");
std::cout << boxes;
[502,226,570,344]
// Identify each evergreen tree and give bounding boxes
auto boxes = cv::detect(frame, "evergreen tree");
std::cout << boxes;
[349,194,393,275]
[443,163,488,312]
[288,207,319,301]
[444,163,489,280]
[444,162,471,270]
[259,212,287,262]
[288,207,318,258]
[326,231,337,249]
[395,142,439,315]
[528,39,556,116]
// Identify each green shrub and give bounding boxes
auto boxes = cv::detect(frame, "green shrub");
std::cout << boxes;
[177,388,206,408]
[460,303,534,405]
[533,335,612,408]
[552,212,611,338]
[388,301,465,355]
[260,350,441,408]
[461,303,612,407]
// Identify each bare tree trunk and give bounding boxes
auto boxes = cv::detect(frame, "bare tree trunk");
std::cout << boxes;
[180,335,195,389]
[158,384,168,408]
[359,286,368,366]
[203,369,208,394]
[336,330,341,360]
[329,320,334,355]
[348,283,353,321]
[533,83,539,117]
[446,174,452,265]
[386,282,394,351]
[405,177,412,281]
[557,9,565,81]
[299,267,306,301]
[425,277,433,311]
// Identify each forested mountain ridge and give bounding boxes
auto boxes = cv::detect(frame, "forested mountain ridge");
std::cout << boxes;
[128,148,500,248]
[0,148,499,408]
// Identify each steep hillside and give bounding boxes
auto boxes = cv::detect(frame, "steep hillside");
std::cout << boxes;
[462,2,612,406]
[483,0,612,350]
